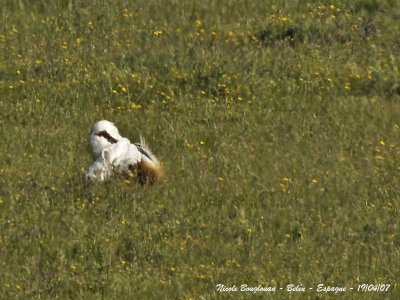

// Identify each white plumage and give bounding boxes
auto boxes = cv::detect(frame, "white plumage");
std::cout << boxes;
[85,120,162,184]
[90,120,123,158]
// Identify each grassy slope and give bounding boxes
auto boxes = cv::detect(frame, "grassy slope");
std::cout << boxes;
[1,0,400,299]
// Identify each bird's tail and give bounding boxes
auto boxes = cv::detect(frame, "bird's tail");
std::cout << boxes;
[135,137,163,184]
[136,137,159,165]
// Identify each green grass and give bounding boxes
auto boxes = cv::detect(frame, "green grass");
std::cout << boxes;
[1,0,400,299]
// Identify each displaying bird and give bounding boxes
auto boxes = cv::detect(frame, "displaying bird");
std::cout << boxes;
[85,120,163,184]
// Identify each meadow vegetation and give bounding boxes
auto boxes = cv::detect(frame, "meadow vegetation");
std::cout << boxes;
[1,0,400,299]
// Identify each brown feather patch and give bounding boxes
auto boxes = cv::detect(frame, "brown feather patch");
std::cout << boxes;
[128,161,163,185]
[96,130,118,144]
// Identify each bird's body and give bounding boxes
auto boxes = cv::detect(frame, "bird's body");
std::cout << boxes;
[85,120,162,184]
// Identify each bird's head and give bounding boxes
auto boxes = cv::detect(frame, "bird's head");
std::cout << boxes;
[90,120,123,158]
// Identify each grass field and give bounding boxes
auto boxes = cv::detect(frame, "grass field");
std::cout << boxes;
[1,0,400,299]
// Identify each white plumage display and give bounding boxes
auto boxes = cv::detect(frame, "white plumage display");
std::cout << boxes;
[85,120,163,184]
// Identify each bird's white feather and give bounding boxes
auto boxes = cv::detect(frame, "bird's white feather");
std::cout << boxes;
[90,120,123,158]
[137,136,161,167]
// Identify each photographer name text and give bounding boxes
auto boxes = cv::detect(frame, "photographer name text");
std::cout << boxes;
[216,283,391,294]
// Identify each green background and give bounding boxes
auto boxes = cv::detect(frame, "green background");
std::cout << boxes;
[1,0,399,298]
